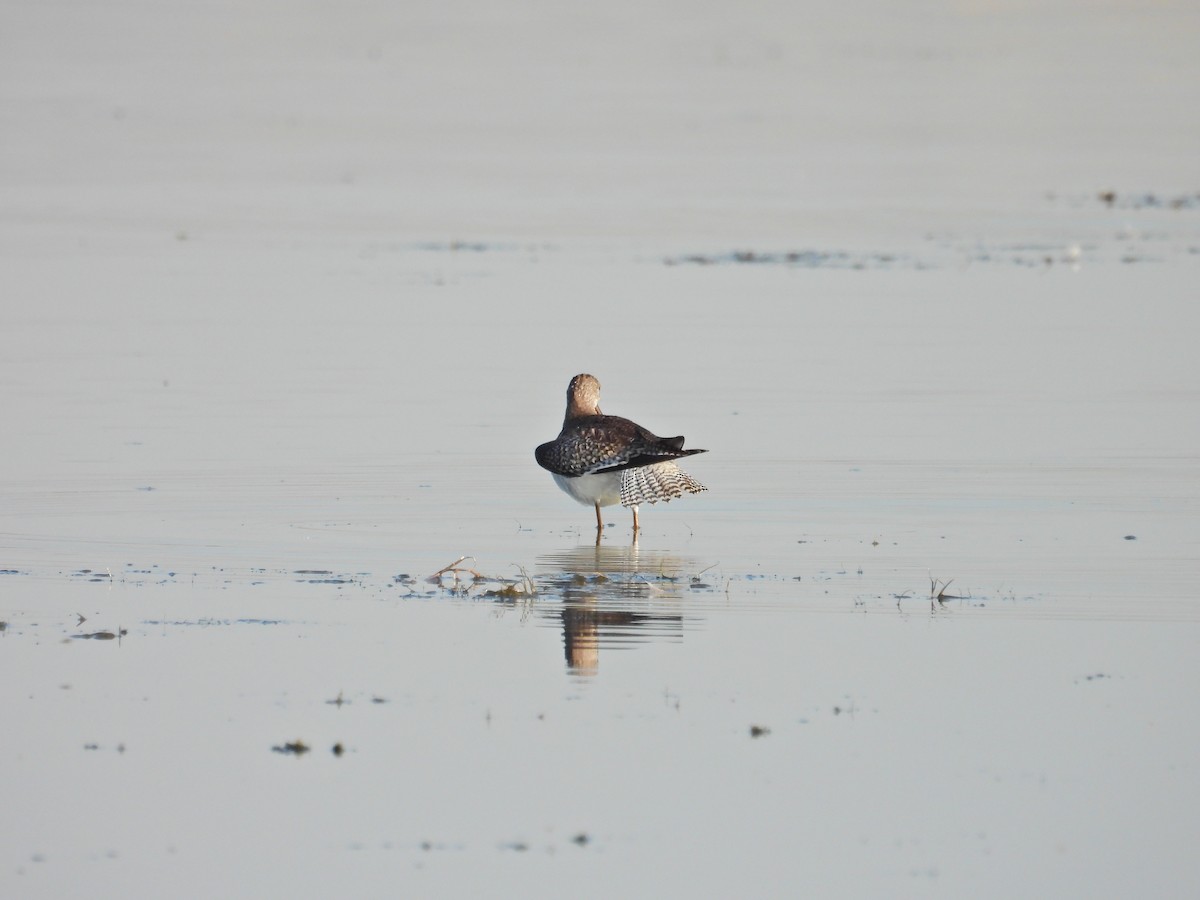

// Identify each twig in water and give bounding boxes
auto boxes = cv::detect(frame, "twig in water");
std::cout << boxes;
[930,576,965,610]
[512,564,536,597]
[427,556,487,583]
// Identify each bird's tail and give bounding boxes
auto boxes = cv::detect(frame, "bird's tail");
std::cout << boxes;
[619,461,707,507]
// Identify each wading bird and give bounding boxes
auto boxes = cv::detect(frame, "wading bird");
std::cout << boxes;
[535,373,707,539]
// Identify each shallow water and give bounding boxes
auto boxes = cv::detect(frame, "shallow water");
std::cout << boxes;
[4,1,1200,897]
[4,250,1198,898]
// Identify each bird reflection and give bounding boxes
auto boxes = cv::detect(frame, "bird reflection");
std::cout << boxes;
[536,544,699,677]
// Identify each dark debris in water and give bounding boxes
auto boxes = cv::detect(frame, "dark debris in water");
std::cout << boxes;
[665,249,911,270]
[272,739,311,756]
[83,742,126,753]
[1096,190,1200,210]
[71,629,126,640]
[294,568,356,584]
[955,242,1092,268]
[73,569,112,582]
[483,583,528,598]
[749,725,771,738]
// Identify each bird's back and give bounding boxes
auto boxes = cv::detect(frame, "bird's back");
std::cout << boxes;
[535,414,705,478]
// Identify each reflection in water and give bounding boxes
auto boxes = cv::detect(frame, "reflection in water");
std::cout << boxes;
[536,544,701,677]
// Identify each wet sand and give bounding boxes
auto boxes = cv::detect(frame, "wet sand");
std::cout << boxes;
[3,1,1199,897]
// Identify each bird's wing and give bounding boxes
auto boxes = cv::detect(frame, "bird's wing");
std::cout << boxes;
[536,416,706,477]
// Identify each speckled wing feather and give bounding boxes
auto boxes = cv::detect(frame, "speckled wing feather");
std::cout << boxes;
[619,461,707,507]
[535,415,706,477]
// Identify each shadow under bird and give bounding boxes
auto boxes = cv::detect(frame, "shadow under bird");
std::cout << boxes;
[535,374,707,537]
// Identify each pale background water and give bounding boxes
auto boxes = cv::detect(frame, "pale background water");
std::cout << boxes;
[2,1,1199,897]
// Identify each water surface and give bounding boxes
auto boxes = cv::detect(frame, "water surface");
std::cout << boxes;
[3,1,1200,897]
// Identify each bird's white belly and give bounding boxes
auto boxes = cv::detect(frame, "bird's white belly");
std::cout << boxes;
[551,471,624,508]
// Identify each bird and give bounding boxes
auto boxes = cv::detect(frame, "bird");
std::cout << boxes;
[535,374,707,537]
